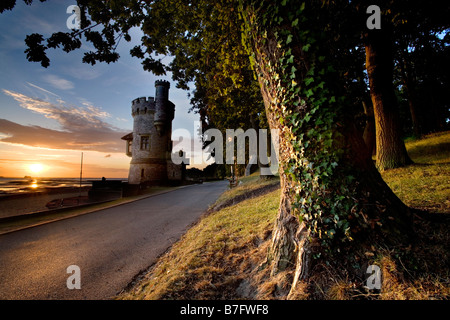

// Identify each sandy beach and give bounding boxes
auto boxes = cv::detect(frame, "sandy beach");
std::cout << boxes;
[0,187,90,219]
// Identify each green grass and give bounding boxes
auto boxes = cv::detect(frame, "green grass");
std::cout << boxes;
[381,131,450,213]
[405,131,450,164]
[212,172,279,206]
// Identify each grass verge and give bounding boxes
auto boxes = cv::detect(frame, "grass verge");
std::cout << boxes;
[119,132,449,300]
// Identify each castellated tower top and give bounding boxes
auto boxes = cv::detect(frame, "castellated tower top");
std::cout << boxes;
[132,96,154,105]
[131,96,155,116]
[155,79,170,88]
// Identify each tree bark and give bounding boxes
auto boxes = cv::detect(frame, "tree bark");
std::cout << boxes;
[364,28,413,170]
[241,2,414,294]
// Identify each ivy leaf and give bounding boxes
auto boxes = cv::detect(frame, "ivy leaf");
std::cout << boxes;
[291,65,297,78]
[292,18,299,27]
[302,43,311,52]
[304,114,311,123]
[286,34,293,44]
[299,2,306,12]
[305,77,314,86]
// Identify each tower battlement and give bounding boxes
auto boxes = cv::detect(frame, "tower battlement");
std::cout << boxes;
[132,96,154,105]
[155,79,170,88]
[131,97,155,116]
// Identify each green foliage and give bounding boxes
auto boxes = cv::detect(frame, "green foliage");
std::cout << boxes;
[140,0,267,165]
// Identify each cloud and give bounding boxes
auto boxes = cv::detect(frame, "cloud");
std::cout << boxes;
[42,74,75,90]
[63,66,102,80]
[0,90,128,153]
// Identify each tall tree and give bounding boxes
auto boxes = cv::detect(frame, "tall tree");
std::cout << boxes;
[363,23,413,170]
[355,1,413,170]
[239,1,413,290]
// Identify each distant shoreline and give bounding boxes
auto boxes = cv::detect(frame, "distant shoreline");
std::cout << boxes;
[0,177,126,198]
[0,186,92,219]
[0,186,92,200]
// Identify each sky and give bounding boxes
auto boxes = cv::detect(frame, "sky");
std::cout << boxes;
[0,0,205,178]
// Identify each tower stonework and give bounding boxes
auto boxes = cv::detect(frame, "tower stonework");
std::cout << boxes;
[122,80,183,185]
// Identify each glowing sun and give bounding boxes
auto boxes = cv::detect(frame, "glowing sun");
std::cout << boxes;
[29,163,44,174]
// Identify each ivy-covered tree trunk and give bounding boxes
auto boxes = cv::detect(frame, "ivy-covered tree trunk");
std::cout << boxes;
[240,1,414,295]
[364,27,413,170]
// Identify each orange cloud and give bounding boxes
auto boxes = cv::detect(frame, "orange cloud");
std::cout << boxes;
[1,90,128,153]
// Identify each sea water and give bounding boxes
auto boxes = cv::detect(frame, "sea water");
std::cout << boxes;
[0,177,124,195]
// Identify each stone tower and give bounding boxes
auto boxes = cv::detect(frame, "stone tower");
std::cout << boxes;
[122,80,182,185]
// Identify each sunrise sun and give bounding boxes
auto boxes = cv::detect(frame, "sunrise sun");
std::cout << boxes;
[29,163,44,174]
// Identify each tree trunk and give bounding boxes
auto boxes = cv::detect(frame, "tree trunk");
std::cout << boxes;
[362,98,376,157]
[241,2,414,295]
[364,28,413,171]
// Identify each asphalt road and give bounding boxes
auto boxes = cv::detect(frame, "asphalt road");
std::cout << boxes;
[0,180,228,300]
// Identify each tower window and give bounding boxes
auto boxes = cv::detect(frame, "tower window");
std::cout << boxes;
[140,135,150,150]
[126,140,132,156]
